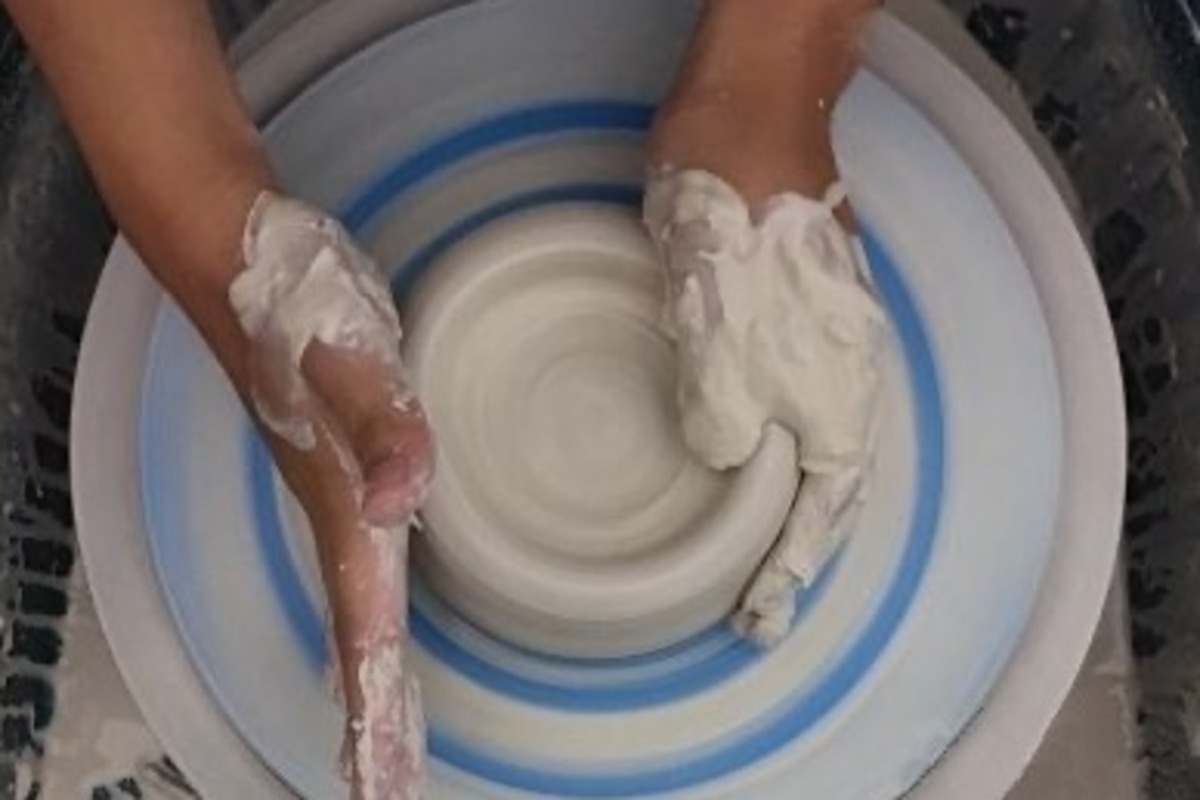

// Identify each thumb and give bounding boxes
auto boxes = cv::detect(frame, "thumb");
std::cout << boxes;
[734,466,866,645]
[301,340,434,526]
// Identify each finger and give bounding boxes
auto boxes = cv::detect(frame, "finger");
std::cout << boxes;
[677,345,768,471]
[643,173,769,471]
[316,516,410,699]
[342,574,425,800]
[782,466,865,585]
[734,466,866,646]
[232,192,435,525]
[348,643,425,800]
[302,341,435,526]
[732,554,795,646]
[314,506,424,799]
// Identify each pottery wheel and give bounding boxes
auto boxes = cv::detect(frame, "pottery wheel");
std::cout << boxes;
[71,1,1125,799]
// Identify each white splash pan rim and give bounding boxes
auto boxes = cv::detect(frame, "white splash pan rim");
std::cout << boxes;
[70,3,1125,800]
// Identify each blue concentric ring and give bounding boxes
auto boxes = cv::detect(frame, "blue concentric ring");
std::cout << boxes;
[227,100,944,794]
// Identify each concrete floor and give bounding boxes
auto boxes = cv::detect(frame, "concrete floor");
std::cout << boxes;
[1008,575,1143,800]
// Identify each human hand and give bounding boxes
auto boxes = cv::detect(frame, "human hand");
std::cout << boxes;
[646,0,884,645]
[2,1,429,791]
[229,193,433,799]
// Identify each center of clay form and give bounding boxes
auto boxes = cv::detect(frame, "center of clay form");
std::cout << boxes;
[404,205,798,657]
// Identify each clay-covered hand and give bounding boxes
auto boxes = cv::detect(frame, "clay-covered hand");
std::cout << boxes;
[646,0,885,646]
[229,192,433,800]
[0,1,430,793]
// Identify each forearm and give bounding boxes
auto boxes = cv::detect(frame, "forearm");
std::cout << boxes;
[5,0,270,387]
[676,0,878,99]
[653,0,879,202]
[10,4,431,790]
[10,0,387,724]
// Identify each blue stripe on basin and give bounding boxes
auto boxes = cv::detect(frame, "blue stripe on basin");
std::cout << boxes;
[209,100,943,793]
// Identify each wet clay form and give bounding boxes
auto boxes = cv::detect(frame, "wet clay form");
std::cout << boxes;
[70,3,1124,799]
[404,205,799,657]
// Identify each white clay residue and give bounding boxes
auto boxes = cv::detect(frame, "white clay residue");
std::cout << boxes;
[349,522,424,799]
[354,641,425,800]
[402,205,800,658]
[229,191,413,451]
[644,168,887,645]
[231,192,428,795]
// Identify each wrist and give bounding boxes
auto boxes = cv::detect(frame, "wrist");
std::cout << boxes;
[652,47,842,203]
[161,159,273,297]
[152,162,274,396]
[650,97,838,206]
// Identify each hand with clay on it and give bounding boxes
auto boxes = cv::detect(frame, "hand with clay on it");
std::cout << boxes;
[5,1,433,797]
[646,0,886,646]
[232,192,434,800]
